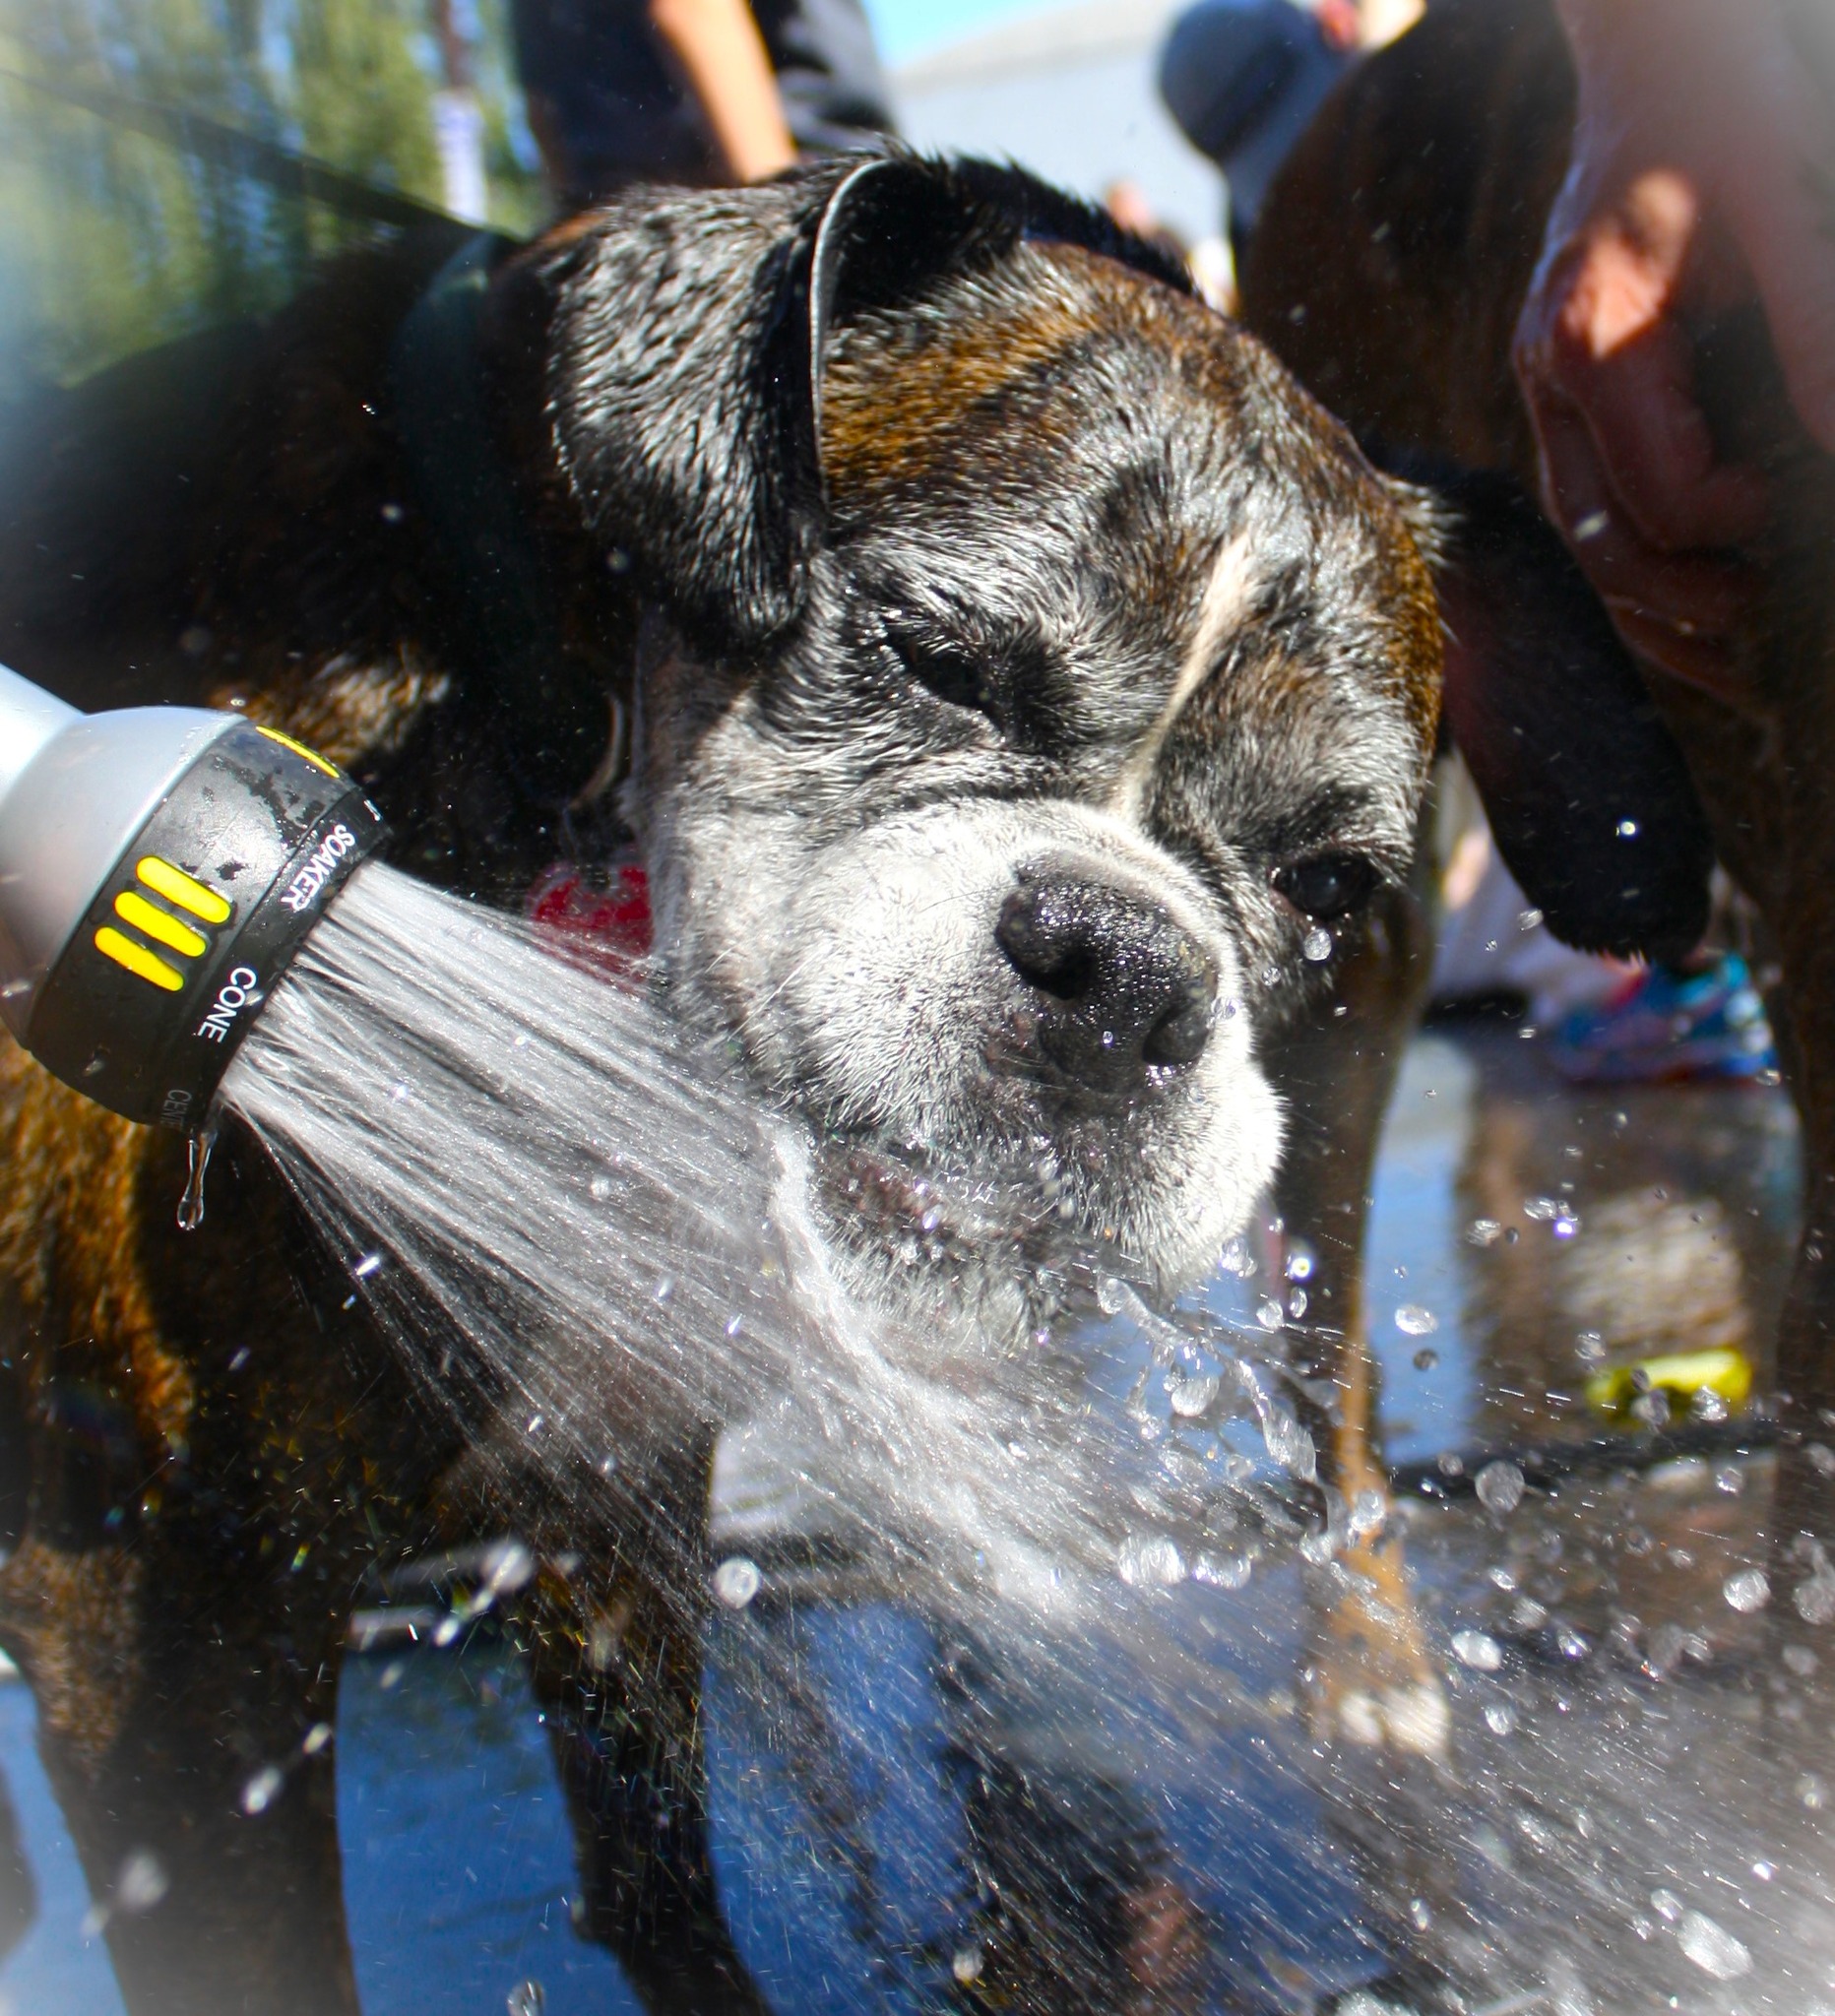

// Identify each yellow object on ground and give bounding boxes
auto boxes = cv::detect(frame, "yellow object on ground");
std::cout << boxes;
[1583,1347,1753,1421]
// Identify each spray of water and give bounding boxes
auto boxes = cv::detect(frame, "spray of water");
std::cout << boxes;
[221,861,1316,1650]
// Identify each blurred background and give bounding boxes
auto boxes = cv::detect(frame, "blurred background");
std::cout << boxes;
[0,0,1231,396]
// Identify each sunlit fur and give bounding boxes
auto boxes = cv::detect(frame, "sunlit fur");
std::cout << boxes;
[553,183,1447,1334]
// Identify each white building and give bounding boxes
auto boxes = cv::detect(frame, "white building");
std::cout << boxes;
[889,0,1225,250]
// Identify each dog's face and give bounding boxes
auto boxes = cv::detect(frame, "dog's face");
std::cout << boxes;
[546,156,1702,1329]
[594,230,1436,1314]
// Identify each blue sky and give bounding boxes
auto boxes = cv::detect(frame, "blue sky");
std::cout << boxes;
[862,0,1060,66]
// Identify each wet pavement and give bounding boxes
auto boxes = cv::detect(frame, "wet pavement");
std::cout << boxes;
[0,1026,1826,2015]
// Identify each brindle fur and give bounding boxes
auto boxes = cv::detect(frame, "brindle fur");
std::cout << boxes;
[0,150,1695,2009]
[1242,0,1835,1435]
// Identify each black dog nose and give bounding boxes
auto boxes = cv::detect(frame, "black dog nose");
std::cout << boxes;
[995,875,1218,1090]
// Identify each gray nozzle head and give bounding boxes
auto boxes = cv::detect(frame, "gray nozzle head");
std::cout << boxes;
[0,665,237,1042]
[0,662,78,802]
[0,661,387,1127]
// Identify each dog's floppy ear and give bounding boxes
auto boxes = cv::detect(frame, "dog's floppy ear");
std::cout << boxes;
[544,157,1012,660]
[1390,462,1714,964]
[547,154,1188,660]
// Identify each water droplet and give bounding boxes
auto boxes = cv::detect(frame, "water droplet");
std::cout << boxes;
[1798,1771,1828,1809]
[1677,1910,1750,1981]
[1287,1287,1308,1319]
[1260,1409,1315,1480]
[1484,1702,1516,1734]
[175,1124,219,1232]
[507,1984,547,2016]
[241,1764,285,1816]
[1724,1567,1770,1612]
[1395,1304,1438,1337]
[1285,1242,1315,1282]
[1523,1196,1561,1221]
[1168,1369,1220,1418]
[1650,1888,1682,1922]
[352,1252,383,1280]
[952,1947,984,1985]
[714,1556,762,1608]
[1302,924,1332,962]
[1219,1234,1256,1279]
[115,1849,167,1916]
[1517,908,1544,931]
[1476,1460,1526,1515]
[1255,1296,1285,1332]
[1348,1488,1386,1540]
[588,1174,613,1202]
[1412,1347,1439,1371]
[1574,1330,1606,1366]
[1466,1217,1503,1246]
[1616,818,1639,839]
[1795,1571,1835,1625]
[1452,1629,1503,1671]
[302,1722,333,1755]
[1117,1533,1186,1587]
[1192,1551,1252,1589]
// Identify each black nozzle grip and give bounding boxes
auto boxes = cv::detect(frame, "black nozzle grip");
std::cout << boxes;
[27,723,387,1129]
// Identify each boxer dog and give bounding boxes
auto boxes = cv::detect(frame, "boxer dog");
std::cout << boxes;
[0,150,1705,2011]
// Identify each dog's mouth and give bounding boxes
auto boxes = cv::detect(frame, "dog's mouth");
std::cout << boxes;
[801,1115,1163,1290]
[818,1136,1047,1258]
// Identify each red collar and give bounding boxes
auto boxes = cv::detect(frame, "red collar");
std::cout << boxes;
[527,861,654,975]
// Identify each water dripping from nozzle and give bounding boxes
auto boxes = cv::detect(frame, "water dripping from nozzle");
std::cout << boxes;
[176,1121,219,1231]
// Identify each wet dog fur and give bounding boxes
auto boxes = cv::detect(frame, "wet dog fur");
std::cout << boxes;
[1242,0,1835,1432]
[0,151,1710,2009]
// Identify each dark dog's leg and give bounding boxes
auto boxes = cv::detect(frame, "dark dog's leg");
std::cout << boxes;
[1262,791,1447,1755]
[521,1434,772,2016]
[0,1534,356,2016]
[0,1762,36,1964]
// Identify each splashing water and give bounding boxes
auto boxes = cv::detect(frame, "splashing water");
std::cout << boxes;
[223,863,790,1466]
[219,862,1296,1644]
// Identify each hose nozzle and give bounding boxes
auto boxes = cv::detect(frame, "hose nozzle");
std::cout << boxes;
[0,662,386,1128]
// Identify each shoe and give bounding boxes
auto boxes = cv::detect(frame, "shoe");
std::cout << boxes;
[1549,953,1777,1085]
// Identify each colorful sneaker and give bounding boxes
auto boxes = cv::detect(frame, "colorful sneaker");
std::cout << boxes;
[1550,953,1777,1084]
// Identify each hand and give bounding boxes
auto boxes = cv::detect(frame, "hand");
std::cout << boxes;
[1514,0,1835,701]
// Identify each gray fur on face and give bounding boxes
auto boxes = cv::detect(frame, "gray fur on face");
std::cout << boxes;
[551,160,1439,1330]
[620,293,1433,1321]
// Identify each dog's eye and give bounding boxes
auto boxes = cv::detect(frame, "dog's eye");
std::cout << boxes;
[1274,852,1377,921]
[883,621,995,723]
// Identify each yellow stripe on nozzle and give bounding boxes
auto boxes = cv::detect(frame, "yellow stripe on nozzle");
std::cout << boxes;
[114,890,207,958]
[255,724,341,778]
[136,855,232,924]
[94,927,184,991]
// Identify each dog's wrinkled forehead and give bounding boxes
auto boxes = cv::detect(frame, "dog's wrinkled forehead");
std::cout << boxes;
[817,238,1442,807]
